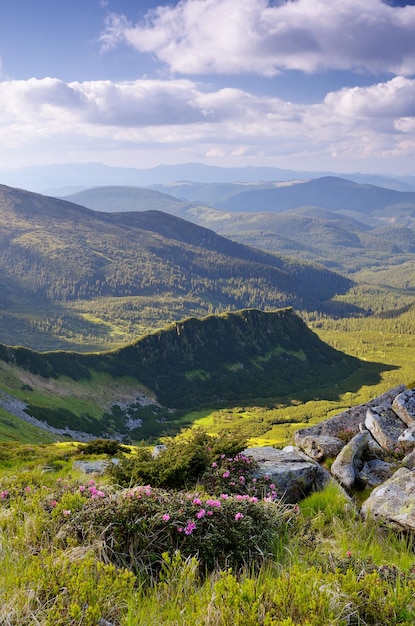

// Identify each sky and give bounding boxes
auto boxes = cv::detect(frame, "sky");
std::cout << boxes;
[0,0,415,175]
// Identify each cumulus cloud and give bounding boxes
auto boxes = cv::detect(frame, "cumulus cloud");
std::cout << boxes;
[0,75,414,168]
[100,0,415,76]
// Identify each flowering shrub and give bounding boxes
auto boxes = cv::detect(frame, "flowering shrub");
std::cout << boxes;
[55,484,295,575]
[199,452,279,499]
[109,428,248,490]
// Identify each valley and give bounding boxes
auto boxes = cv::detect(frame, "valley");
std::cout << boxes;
[0,169,413,447]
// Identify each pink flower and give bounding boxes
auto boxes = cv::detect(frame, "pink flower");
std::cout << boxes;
[220,493,229,499]
[207,510,213,516]
[162,514,170,522]
[62,509,71,516]
[185,521,197,535]
[87,479,95,486]
[346,550,352,558]
[206,499,221,508]
[196,509,206,519]
[222,471,230,479]
[211,462,217,468]
[235,512,244,521]
[269,484,276,490]
[192,497,202,506]
[79,485,86,493]
[239,476,245,483]
[0,490,9,499]
[51,500,57,508]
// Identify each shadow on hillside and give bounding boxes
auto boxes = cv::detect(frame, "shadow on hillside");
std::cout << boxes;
[247,357,400,407]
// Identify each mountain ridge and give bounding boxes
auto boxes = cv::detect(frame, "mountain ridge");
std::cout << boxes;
[0,184,355,350]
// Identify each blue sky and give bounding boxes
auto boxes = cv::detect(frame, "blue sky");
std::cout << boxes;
[0,0,415,175]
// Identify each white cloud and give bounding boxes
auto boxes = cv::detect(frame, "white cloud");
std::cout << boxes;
[101,0,415,76]
[0,75,414,170]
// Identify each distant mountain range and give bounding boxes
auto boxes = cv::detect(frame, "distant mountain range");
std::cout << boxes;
[0,184,356,350]
[65,178,415,277]
[1,161,415,195]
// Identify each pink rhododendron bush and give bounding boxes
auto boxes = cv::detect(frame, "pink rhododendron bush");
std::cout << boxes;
[55,483,295,575]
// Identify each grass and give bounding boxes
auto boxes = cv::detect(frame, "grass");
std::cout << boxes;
[0,443,414,625]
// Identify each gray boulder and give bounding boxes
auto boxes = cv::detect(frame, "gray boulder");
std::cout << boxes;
[244,446,330,503]
[330,430,371,488]
[365,405,407,452]
[361,467,415,532]
[392,389,415,426]
[295,385,405,449]
[358,459,396,487]
[296,434,344,461]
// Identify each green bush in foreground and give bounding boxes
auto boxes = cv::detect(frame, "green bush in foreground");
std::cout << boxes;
[1,438,415,625]
[56,484,295,575]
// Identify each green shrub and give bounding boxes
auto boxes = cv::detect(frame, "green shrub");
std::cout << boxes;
[55,485,295,576]
[81,438,126,456]
[110,428,247,490]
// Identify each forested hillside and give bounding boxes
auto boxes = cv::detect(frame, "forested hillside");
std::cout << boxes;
[0,184,357,350]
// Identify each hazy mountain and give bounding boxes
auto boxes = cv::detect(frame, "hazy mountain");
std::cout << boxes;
[0,184,356,350]
[64,182,415,276]
[1,161,415,195]
[151,176,415,220]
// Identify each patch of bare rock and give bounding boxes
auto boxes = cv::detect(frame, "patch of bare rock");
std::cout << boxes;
[246,385,415,533]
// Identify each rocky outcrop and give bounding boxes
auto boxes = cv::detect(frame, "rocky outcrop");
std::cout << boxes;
[294,385,405,452]
[392,389,415,426]
[330,430,371,488]
[361,468,415,532]
[365,405,407,452]
[244,446,333,503]
[295,434,344,462]
[292,384,415,534]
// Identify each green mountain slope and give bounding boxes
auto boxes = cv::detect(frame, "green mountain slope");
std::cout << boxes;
[0,185,356,350]
[0,308,361,439]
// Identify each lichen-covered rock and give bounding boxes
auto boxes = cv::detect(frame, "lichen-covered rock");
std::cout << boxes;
[296,434,344,461]
[402,449,415,470]
[365,405,407,451]
[244,446,329,503]
[392,388,415,426]
[358,459,396,487]
[330,430,371,488]
[361,468,415,532]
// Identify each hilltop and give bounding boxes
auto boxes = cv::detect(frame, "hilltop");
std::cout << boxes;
[0,308,362,441]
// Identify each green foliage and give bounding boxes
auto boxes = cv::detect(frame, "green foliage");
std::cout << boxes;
[56,484,293,576]
[2,309,361,413]
[81,438,127,456]
[110,428,248,489]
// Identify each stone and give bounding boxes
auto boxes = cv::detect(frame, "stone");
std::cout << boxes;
[365,405,407,452]
[361,467,415,532]
[244,446,329,503]
[358,460,396,487]
[402,449,415,470]
[392,388,415,426]
[296,434,344,461]
[152,444,167,457]
[330,430,371,488]
[294,385,405,446]
[398,423,415,453]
